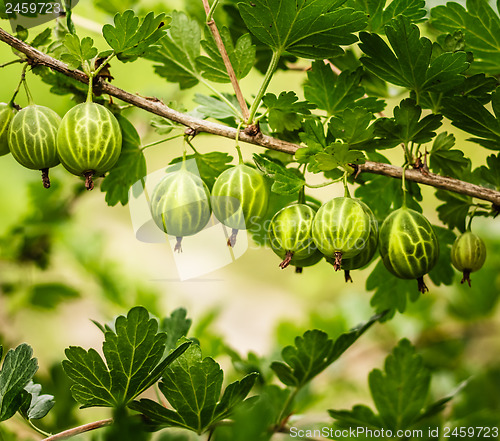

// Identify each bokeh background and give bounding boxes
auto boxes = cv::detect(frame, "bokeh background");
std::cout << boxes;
[0,0,499,438]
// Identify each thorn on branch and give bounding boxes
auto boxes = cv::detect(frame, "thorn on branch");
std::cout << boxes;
[185,127,197,137]
[244,123,260,137]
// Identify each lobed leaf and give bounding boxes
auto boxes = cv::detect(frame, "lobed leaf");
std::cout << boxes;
[130,344,257,434]
[63,307,189,408]
[0,344,38,422]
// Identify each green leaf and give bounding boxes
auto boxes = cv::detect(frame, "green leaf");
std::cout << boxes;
[101,115,147,206]
[253,154,305,194]
[130,344,257,434]
[328,107,378,148]
[428,226,456,287]
[160,308,192,351]
[0,344,38,422]
[430,0,500,74]
[369,339,430,430]
[147,11,201,89]
[103,10,169,62]
[435,190,472,232]
[193,93,241,122]
[63,307,188,408]
[19,381,54,420]
[238,0,367,58]
[27,283,80,309]
[170,151,233,191]
[374,98,442,145]
[304,63,384,115]
[30,28,52,48]
[271,313,383,387]
[329,404,383,429]
[60,34,98,70]
[347,0,426,34]
[430,132,470,178]
[441,96,500,150]
[196,27,255,82]
[262,91,314,132]
[474,153,500,190]
[367,259,420,319]
[103,10,167,51]
[312,143,365,172]
[359,16,468,95]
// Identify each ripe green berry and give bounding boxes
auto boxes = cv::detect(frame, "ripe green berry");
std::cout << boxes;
[450,231,486,287]
[8,104,61,188]
[268,203,317,268]
[211,164,269,246]
[379,207,439,293]
[57,102,122,190]
[151,166,212,252]
[326,201,379,282]
[312,197,371,271]
[0,103,15,157]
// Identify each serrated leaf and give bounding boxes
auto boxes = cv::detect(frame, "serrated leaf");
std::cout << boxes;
[63,307,188,408]
[193,93,241,123]
[313,143,365,172]
[196,27,255,82]
[347,0,426,34]
[130,344,257,434]
[170,151,233,191]
[374,98,442,145]
[20,381,54,420]
[238,0,367,58]
[329,107,376,148]
[160,308,192,351]
[430,132,470,178]
[369,339,430,430]
[101,115,147,206]
[430,0,500,74]
[0,344,38,422]
[253,154,305,194]
[441,96,500,150]
[103,10,169,62]
[61,34,98,70]
[435,189,472,232]
[271,313,382,387]
[474,153,500,190]
[360,16,468,95]
[329,404,383,429]
[147,11,201,89]
[304,63,384,116]
[262,91,314,132]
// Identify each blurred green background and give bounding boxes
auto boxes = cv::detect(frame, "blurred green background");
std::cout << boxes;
[0,0,499,439]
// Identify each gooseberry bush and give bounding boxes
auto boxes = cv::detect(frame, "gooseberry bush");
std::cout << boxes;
[0,0,500,439]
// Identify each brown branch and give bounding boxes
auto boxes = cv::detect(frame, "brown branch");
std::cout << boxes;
[41,419,112,441]
[201,0,250,121]
[1,27,499,206]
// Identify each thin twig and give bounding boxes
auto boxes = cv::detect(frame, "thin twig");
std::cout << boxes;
[0,27,499,206]
[41,419,113,441]
[201,0,250,120]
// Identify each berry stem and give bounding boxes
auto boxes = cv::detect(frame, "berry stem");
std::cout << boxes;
[344,270,353,283]
[86,74,94,103]
[461,270,472,287]
[279,251,294,269]
[41,168,50,189]
[417,276,429,293]
[174,237,183,252]
[333,251,343,271]
[84,171,94,191]
[227,229,238,247]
